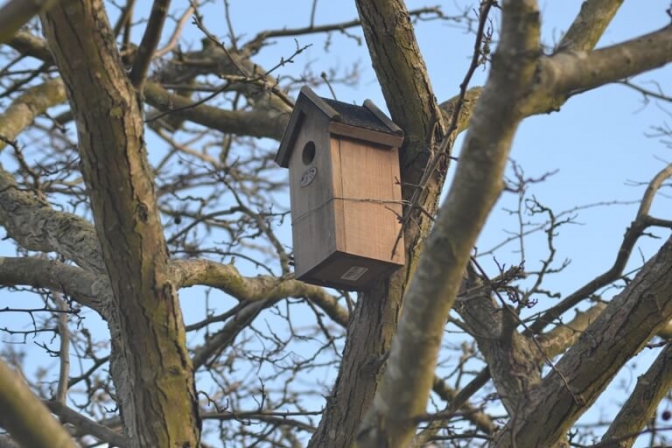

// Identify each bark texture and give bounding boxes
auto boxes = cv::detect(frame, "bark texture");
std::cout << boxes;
[0,360,76,448]
[41,1,200,446]
[357,1,541,446]
[601,344,672,448]
[494,236,672,447]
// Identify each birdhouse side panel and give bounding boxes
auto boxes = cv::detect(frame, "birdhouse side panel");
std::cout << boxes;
[330,137,405,266]
[288,116,339,278]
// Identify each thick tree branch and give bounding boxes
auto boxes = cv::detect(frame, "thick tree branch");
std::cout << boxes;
[42,1,200,445]
[525,24,672,115]
[0,256,106,311]
[555,24,672,94]
[494,236,672,447]
[0,0,61,44]
[46,401,128,448]
[537,303,607,357]
[457,288,542,415]
[128,0,170,90]
[558,0,624,51]
[144,82,289,140]
[170,259,349,327]
[601,344,672,448]
[0,165,105,273]
[0,79,67,152]
[356,1,541,447]
[6,30,54,61]
[0,360,76,448]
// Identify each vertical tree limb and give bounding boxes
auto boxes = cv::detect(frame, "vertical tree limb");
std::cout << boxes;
[128,0,171,90]
[356,1,542,446]
[41,1,200,446]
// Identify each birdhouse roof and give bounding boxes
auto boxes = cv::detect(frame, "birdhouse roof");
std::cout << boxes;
[275,86,404,167]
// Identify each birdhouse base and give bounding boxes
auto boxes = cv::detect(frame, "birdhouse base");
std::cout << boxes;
[296,251,403,290]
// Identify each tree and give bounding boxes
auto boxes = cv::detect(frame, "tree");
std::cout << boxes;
[0,0,671,447]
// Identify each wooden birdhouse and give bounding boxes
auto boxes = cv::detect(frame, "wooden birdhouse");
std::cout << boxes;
[276,86,405,290]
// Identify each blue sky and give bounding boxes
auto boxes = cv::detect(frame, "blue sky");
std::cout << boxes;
[211,0,672,318]
[1,1,671,445]
[163,1,672,442]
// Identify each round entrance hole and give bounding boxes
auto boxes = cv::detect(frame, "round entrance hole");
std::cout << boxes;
[302,141,316,165]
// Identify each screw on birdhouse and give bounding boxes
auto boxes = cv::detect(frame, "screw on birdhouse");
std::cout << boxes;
[276,86,405,290]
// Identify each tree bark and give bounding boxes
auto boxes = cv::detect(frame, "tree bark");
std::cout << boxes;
[494,236,672,447]
[0,360,76,448]
[356,1,541,446]
[41,1,200,446]
[601,343,672,448]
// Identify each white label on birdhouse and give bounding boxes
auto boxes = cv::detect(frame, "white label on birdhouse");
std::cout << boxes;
[341,266,368,282]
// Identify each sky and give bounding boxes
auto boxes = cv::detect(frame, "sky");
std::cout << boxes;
[1,0,671,446]
[213,0,672,283]
[166,1,672,443]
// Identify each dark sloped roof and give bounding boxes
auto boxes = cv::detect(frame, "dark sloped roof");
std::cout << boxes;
[275,86,403,168]
[323,97,394,134]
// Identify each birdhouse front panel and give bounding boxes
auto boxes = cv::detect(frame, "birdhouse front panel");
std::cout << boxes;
[287,114,337,278]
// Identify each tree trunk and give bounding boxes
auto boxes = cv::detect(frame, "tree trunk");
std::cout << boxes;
[41,1,200,446]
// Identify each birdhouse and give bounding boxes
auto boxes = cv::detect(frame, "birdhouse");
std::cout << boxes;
[276,86,405,290]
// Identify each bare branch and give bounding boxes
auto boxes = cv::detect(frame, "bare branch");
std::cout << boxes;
[192,299,272,369]
[5,32,291,140]
[244,6,448,52]
[46,400,128,448]
[128,0,171,90]
[0,257,108,312]
[601,344,672,448]
[7,30,54,61]
[154,4,195,58]
[357,1,542,446]
[551,25,672,97]
[537,303,607,357]
[0,0,61,44]
[529,163,672,334]
[558,0,624,52]
[53,292,70,404]
[0,360,77,448]
[0,166,105,273]
[144,82,289,140]
[494,236,672,447]
[0,79,66,152]
[170,259,348,327]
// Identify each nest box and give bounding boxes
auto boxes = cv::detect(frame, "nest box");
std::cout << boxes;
[276,86,405,290]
